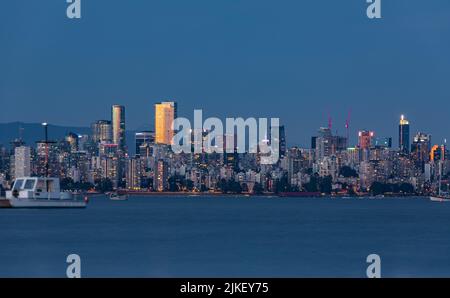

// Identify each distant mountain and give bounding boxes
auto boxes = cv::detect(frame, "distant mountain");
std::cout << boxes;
[0,122,137,154]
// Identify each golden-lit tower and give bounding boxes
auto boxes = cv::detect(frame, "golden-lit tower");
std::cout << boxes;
[112,105,126,151]
[155,101,177,145]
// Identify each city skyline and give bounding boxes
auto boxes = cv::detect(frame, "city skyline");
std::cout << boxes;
[0,106,444,151]
[1,1,450,146]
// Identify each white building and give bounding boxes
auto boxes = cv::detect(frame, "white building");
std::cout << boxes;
[14,146,31,179]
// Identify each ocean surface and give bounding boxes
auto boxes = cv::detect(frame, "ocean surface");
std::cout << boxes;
[1,196,450,278]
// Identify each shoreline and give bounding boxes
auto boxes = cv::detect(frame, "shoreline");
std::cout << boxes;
[84,192,428,199]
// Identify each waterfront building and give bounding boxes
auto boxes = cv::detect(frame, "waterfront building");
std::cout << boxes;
[126,157,142,190]
[154,159,168,192]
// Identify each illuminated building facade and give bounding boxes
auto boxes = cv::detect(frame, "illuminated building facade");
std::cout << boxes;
[155,101,177,145]
[399,115,410,154]
[14,146,31,179]
[92,120,112,143]
[358,130,374,150]
[154,159,168,192]
[411,132,431,168]
[112,105,126,151]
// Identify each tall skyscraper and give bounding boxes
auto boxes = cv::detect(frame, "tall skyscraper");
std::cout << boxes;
[14,146,31,179]
[399,115,410,154]
[269,125,287,159]
[112,105,126,151]
[411,132,431,167]
[155,101,177,145]
[358,130,374,150]
[35,141,58,178]
[92,120,112,143]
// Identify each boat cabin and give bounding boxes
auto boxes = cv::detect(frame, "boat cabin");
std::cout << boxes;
[6,177,65,200]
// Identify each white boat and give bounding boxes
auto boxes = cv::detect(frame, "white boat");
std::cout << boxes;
[109,193,129,201]
[430,195,450,202]
[0,177,87,208]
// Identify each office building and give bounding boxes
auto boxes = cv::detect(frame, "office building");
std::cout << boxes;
[14,146,31,179]
[399,115,410,154]
[112,105,126,151]
[358,130,374,150]
[135,131,155,156]
[92,120,112,143]
[155,101,177,145]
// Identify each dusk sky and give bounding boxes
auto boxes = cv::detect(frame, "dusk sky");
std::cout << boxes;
[1,0,450,146]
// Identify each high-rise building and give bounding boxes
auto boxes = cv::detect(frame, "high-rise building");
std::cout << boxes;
[269,125,286,159]
[411,132,431,168]
[35,141,59,177]
[399,115,410,154]
[135,131,155,156]
[279,125,287,158]
[112,105,126,151]
[154,159,168,192]
[314,128,347,160]
[126,157,142,190]
[358,130,375,150]
[0,145,9,175]
[92,120,112,143]
[14,146,31,179]
[155,101,177,145]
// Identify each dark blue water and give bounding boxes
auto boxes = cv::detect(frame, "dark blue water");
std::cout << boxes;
[1,196,450,277]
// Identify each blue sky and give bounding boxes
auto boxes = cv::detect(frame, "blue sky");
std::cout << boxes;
[1,0,450,146]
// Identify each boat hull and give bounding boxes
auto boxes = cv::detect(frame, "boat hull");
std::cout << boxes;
[0,198,86,208]
[430,196,450,202]
[0,199,12,208]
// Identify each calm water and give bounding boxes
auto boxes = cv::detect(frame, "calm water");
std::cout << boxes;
[1,196,450,277]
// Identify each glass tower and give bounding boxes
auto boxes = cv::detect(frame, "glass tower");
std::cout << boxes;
[399,115,410,154]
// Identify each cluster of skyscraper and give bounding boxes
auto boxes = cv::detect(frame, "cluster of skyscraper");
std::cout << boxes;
[0,110,447,196]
